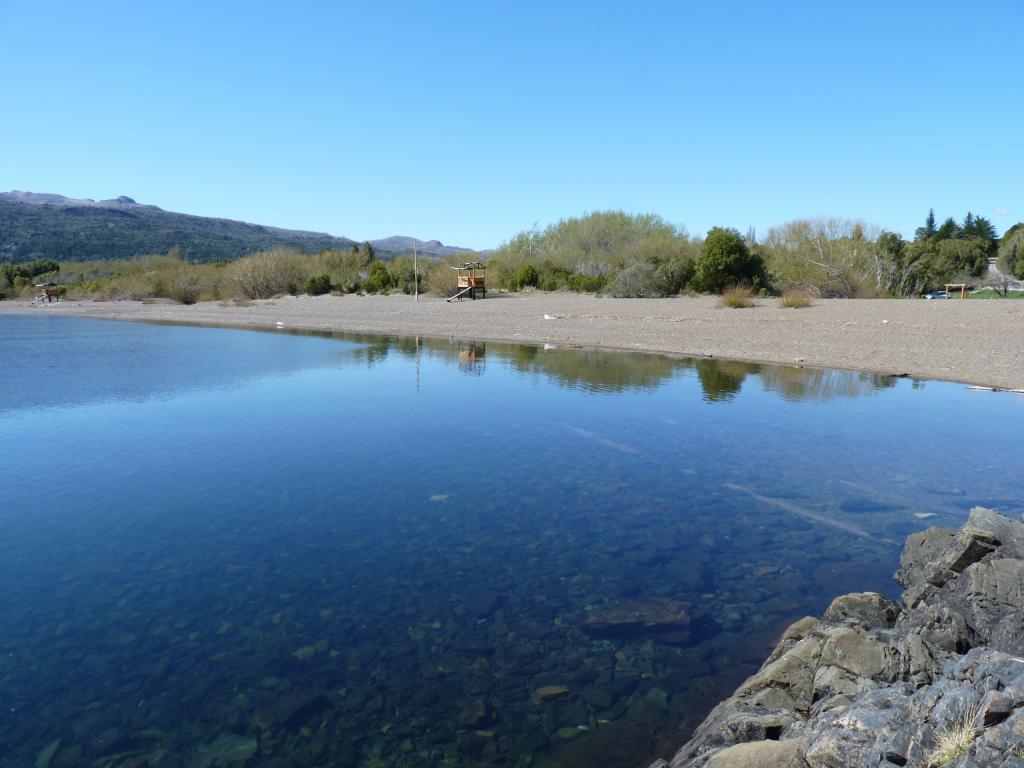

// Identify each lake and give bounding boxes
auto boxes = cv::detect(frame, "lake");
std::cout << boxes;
[2,315,1022,768]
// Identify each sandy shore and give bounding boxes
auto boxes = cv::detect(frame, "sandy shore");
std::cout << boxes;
[3,293,1022,390]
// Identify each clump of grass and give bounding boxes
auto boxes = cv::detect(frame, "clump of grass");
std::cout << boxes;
[718,285,755,308]
[778,290,813,309]
[928,703,981,767]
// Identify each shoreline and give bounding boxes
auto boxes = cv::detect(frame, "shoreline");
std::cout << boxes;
[662,507,1024,768]
[2,294,1023,390]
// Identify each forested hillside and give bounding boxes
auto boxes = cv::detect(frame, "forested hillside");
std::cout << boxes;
[0,197,357,262]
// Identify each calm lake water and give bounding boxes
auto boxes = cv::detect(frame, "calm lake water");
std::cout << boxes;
[2,315,1022,768]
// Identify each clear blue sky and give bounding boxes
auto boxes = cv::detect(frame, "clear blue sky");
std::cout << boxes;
[1,0,1020,249]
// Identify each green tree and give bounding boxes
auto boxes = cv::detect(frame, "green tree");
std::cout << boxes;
[362,261,393,293]
[914,209,937,241]
[512,264,539,290]
[997,223,1024,279]
[693,227,764,293]
[935,217,960,240]
[303,274,332,295]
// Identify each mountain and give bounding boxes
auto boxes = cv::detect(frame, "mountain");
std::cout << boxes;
[0,192,480,263]
[366,236,477,258]
[0,191,164,211]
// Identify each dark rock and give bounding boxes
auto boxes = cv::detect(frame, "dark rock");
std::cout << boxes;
[456,699,491,728]
[822,592,901,629]
[665,508,1024,768]
[581,687,613,710]
[255,688,327,730]
[462,589,502,619]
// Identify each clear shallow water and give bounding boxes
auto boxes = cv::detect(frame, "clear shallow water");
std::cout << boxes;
[1,315,1022,768]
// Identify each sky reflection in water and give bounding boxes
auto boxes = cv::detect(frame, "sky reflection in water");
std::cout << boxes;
[1,315,1021,768]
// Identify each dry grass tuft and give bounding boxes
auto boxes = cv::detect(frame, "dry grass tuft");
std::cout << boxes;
[778,291,813,309]
[928,703,981,767]
[718,286,755,309]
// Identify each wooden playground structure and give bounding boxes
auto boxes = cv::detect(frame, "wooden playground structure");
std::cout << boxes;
[447,262,486,302]
[944,283,968,299]
[32,282,60,304]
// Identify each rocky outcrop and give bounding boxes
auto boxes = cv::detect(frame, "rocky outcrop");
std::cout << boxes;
[662,507,1024,768]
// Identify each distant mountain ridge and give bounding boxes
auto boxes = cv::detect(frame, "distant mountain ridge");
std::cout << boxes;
[367,235,478,258]
[0,191,163,211]
[0,191,480,263]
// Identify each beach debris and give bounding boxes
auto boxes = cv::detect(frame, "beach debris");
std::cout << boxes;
[542,313,560,320]
[725,483,896,545]
[275,321,285,328]
[881,319,889,324]
[543,343,558,350]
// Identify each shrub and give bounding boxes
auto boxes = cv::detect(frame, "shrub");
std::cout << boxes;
[655,257,695,296]
[694,227,765,293]
[105,273,153,300]
[362,262,395,294]
[512,264,540,290]
[303,274,332,296]
[163,267,203,304]
[778,290,813,308]
[227,248,305,299]
[386,256,421,295]
[536,261,573,291]
[567,272,607,292]
[425,262,458,297]
[608,262,664,297]
[719,285,755,308]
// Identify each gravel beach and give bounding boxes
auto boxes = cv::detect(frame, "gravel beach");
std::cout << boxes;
[3,293,1022,390]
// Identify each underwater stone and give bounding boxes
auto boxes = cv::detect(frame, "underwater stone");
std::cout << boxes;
[535,685,571,702]
[584,599,691,638]
[190,734,258,768]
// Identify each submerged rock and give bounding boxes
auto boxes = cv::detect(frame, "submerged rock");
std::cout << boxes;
[664,507,1024,768]
[584,598,691,639]
[535,685,572,702]
[189,733,258,768]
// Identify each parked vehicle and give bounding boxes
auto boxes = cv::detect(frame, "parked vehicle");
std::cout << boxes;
[923,290,949,299]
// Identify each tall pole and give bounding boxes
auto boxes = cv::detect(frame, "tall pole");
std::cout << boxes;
[413,241,419,302]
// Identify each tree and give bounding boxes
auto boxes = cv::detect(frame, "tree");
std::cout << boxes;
[997,223,1024,279]
[961,215,998,256]
[915,209,937,241]
[693,227,764,293]
[872,231,930,297]
[303,274,332,295]
[935,217,961,240]
[762,219,876,297]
